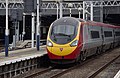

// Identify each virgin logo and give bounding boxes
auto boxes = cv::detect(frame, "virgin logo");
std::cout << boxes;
[60,48,63,51]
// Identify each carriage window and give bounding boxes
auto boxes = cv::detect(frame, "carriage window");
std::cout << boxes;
[104,31,112,37]
[115,32,120,36]
[91,31,100,39]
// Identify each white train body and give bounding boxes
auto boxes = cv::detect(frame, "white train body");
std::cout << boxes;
[81,21,120,57]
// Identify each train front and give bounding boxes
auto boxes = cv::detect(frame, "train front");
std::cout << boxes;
[46,17,82,64]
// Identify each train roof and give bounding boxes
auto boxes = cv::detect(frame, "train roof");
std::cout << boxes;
[76,17,120,28]
[86,21,120,29]
[55,17,120,28]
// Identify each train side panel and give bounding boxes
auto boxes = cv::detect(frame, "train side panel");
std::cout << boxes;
[114,28,120,47]
[82,23,103,56]
[102,26,114,50]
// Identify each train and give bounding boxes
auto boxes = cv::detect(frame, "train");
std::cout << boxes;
[46,17,120,64]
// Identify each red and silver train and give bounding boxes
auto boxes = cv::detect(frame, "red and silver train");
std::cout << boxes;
[46,17,120,64]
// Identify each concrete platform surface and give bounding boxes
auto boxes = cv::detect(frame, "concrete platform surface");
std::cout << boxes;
[0,46,47,66]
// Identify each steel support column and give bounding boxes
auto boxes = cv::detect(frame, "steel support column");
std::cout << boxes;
[79,11,80,18]
[83,1,85,20]
[56,2,59,19]
[22,14,25,41]
[59,2,63,18]
[36,0,40,51]
[31,12,35,48]
[90,1,93,21]
[100,6,103,22]
[5,0,9,57]
[69,8,71,17]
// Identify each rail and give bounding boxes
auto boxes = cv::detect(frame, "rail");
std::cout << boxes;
[24,67,53,78]
[23,57,95,78]
[88,55,120,78]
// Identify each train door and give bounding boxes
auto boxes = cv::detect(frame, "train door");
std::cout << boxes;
[101,27,104,45]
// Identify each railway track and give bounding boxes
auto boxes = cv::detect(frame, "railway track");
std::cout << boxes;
[50,54,120,78]
[23,56,97,78]
[16,48,120,78]
[24,67,53,78]
[58,48,120,78]
[50,58,95,78]
[88,54,120,78]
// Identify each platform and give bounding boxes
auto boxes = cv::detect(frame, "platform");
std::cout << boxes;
[0,46,47,66]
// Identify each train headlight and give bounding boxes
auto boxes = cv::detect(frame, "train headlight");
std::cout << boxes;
[47,40,53,47]
[70,40,78,47]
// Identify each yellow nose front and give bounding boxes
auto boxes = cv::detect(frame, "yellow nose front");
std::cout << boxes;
[47,45,76,56]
